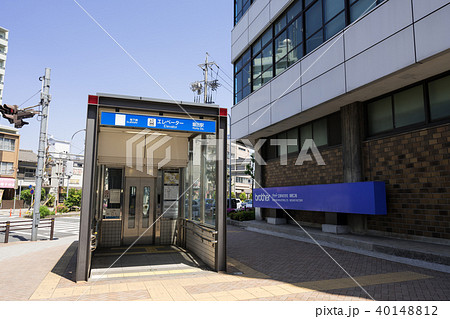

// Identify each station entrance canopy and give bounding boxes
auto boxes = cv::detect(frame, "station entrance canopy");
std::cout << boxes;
[76,94,227,282]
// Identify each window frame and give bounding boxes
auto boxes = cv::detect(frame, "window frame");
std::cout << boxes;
[365,71,450,139]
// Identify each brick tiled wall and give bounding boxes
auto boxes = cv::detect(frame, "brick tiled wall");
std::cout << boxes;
[363,124,450,240]
[262,146,344,225]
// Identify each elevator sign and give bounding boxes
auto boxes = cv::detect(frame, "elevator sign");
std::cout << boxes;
[100,112,216,133]
[253,182,387,215]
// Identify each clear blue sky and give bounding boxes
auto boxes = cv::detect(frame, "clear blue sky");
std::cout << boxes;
[1,0,234,153]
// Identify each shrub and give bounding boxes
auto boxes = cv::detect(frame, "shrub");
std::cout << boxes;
[46,193,56,207]
[229,210,255,221]
[56,205,70,213]
[239,192,247,201]
[39,206,55,219]
[20,188,46,204]
[64,189,82,209]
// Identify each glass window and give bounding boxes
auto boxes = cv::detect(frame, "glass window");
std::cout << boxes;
[367,97,394,135]
[287,1,302,22]
[350,0,377,23]
[0,137,15,151]
[394,85,425,128]
[128,186,136,228]
[287,128,299,153]
[300,124,313,148]
[235,0,253,25]
[428,75,450,120]
[324,0,345,22]
[234,49,251,104]
[142,186,150,228]
[306,31,323,54]
[305,0,322,38]
[0,162,13,175]
[277,132,287,157]
[325,12,345,40]
[313,118,328,146]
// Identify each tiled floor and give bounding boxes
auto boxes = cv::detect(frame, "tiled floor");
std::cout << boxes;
[2,226,450,301]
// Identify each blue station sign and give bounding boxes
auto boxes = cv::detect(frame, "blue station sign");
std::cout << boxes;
[253,182,387,215]
[100,112,216,133]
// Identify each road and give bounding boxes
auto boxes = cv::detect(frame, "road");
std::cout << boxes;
[0,214,79,243]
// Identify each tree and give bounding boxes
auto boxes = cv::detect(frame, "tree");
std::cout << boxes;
[248,193,252,199]
[244,153,255,194]
[239,192,247,201]
[20,188,46,205]
[64,189,82,209]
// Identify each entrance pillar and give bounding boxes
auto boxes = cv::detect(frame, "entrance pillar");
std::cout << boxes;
[341,102,367,234]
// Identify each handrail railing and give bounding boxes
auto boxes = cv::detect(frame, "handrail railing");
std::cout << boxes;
[183,219,218,234]
[0,218,55,243]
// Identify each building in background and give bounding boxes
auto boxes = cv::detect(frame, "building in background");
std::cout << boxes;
[0,26,8,105]
[0,125,19,205]
[17,149,37,188]
[47,136,83,203]
[231,0,450,241]
[228,140,253,196]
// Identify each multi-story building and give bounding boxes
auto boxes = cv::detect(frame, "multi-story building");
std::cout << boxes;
[47,136,84,203]
[231,0,450,241]
[0,125,19,204]
[0,26,8,105]
[228,140,253,196]
[17,149,37,188]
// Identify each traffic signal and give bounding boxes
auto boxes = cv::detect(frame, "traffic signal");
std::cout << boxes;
[1,104,36,128]
[1,104,18,124]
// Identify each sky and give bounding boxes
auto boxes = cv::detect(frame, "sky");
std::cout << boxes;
[0,0,234,153]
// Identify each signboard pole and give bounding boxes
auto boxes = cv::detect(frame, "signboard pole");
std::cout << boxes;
[31,68,51,241]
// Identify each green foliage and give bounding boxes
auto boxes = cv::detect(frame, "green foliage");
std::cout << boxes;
[239,192,247,201]
[56,205,70,213]
[248,193,252,199]
[64,189,82,209]
[231,192,236,199]
[229,210,255,221]
[20,188,46,204]
[39,206,55,218]
[46,193,55,207]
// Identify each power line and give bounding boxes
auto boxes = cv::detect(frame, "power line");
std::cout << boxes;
[19,89,41,107]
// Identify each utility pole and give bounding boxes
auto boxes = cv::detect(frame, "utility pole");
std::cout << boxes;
[191,53,219,104]
[31,68,51,241]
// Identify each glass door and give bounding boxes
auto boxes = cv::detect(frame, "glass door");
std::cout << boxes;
[123,177,155,245]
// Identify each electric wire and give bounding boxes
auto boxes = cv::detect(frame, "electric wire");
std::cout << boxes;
[19,89,41,107]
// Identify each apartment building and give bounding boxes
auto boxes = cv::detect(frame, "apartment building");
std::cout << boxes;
[0,26,8,105]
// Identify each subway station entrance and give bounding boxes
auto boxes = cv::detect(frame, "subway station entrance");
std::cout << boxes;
[76,94,227,282]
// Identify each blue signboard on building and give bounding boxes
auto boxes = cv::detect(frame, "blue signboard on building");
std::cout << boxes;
[253,182,387,215]
[100,112,216,133]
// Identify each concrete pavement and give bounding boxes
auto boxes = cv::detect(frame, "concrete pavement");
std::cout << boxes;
[0,225,449,301]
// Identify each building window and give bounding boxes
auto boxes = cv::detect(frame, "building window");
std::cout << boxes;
[234,49,251,104]
[393,86,425,128]
[235,0,253,25]
[366,73,450,136]
[350,0,382,23]
[233,0,384,105]
[0,162,14,175]
[428,75,450,121]
[252,27,273,91]
[0,137,15,151]
[264,112,340,160]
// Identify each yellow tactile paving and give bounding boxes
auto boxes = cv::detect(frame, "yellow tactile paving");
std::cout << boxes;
[227,257,270,279]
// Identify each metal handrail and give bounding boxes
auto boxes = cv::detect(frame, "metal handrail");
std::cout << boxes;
[0,218,55,243]
[184,219,218,234]
[183,225,217,244]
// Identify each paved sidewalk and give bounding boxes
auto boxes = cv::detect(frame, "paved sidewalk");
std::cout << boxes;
[0,226,449,301]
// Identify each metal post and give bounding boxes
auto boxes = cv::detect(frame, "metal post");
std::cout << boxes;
[227,114,232,209]
[203,54,208,104]
[31,68,51,241]
[13,187,16,215]
[50,217,55,240]
[5,221,10,243]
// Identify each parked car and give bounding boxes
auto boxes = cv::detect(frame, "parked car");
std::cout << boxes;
[242,200,253,209]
